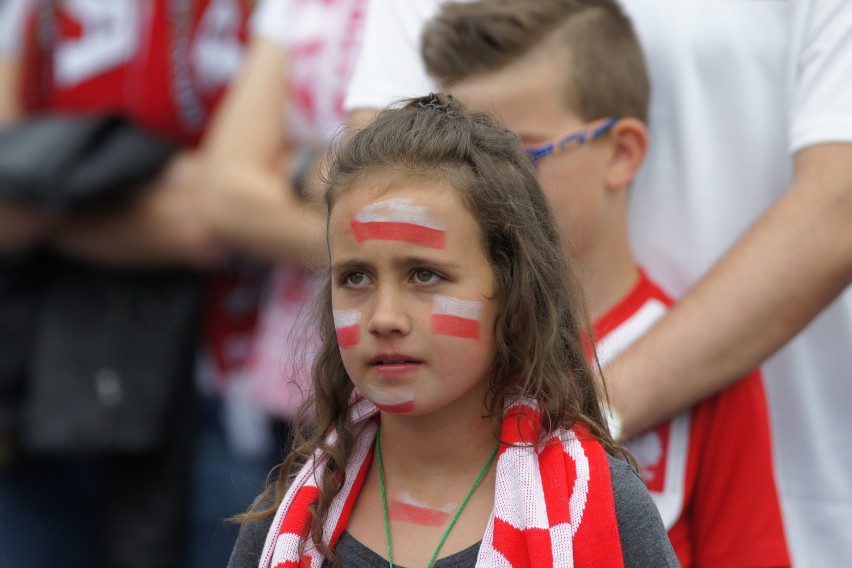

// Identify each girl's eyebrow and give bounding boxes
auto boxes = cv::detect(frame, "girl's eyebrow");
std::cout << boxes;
[330,259,370,274]
[394,256,461,273]
[330,256,461,273]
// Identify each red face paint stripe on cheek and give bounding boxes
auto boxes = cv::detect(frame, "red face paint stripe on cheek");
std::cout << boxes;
[333,310,361,349]
[432,314,480,339]
[389,500,452,527]
[431,295,482,340]
[336,325,360,349]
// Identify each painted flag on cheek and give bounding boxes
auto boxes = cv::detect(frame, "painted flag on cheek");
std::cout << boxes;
[432,295,482,340]
[351,198,446,249]
[333,309,361,349]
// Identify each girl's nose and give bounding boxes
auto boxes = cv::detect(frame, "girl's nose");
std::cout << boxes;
[367,286,411,337]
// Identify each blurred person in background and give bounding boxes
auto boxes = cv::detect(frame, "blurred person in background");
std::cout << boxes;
[190,0,367,564]
[344,1,852,565]
[0,1,252,566]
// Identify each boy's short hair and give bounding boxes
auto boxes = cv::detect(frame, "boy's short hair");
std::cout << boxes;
[422,0,650,123]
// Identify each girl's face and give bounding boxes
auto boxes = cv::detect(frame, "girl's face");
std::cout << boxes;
[328,176,499,421]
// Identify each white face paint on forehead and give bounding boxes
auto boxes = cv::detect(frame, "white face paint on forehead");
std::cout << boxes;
[351,197,447,249]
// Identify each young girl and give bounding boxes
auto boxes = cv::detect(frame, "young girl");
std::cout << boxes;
[228,93,678,567]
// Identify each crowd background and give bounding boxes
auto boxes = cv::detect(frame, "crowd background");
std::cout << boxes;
[0,0,361,566]
[0,0,850,567]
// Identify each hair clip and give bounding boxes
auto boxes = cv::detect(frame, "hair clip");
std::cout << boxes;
[416,93,454,112]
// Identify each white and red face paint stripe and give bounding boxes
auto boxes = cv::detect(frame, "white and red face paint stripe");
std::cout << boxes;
[432,295,482,340]
[333,309,361,349]
[351,198,446,249]
[389,492,454,527]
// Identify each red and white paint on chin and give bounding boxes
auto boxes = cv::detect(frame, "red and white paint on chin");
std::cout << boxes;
[365,383,416,413]
[333,309,361,349]
[350,197,446,249]
[431,295,482,340]
[389,491,455,527]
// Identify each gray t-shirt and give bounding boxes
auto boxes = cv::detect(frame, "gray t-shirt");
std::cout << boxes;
[228,456,680,567]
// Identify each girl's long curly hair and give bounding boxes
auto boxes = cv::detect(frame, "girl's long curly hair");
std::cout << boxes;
[235,93,627,565]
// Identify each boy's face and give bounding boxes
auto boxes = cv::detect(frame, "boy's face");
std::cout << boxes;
[450,49,611,259]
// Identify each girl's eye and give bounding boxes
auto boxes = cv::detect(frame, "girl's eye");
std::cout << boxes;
[343,271,371,287]
[412,269,441,286]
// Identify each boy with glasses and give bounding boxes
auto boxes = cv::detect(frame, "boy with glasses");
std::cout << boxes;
[422,1,789,565]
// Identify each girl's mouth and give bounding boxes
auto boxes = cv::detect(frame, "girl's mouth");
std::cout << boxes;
[371,360,423,378]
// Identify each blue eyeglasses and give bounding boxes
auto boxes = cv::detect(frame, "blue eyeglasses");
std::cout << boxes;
[523,117,619,168]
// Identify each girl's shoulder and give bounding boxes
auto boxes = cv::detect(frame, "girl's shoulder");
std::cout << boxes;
[608,455,681,567]
[227,494,276,568]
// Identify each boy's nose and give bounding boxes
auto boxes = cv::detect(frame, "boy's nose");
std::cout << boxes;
[367,286,411,337]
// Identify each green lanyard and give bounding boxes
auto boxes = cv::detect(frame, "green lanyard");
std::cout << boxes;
[375,429,500,568]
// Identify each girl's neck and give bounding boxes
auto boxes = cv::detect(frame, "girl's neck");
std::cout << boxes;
[376,406,499,485]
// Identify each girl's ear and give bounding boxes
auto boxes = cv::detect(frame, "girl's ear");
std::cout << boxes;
[603,118,648,192]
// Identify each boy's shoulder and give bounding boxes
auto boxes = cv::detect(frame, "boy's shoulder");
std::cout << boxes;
[593,267,671,344]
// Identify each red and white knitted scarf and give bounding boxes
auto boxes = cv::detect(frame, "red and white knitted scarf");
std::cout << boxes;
[258,398,624,567]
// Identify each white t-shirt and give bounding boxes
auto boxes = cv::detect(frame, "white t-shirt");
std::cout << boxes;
[344,1,852,565]
[251,0,366,146]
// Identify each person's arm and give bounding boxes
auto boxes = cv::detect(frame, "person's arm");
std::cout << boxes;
[607,143,852,437]
[0,0,28,122]
[0,80,60,252]
[0,16,59,250]
[605,0,852,438]
[50,150,224,269]
[199,36,325,267]
[0,201,60,252]
[0,52,22,121]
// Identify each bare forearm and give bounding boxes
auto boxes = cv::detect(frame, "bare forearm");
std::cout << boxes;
[51,152,223,269]
[0,54,22,123]
[201,37,326,267]
[607,144,852,437]
[202,163,326,267]
[201,38,288,167]
[52,206,220,269]
[0,58,41,248]
[0,200,59,251]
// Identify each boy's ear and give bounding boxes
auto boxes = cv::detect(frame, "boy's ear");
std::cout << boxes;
[603,118,648,191]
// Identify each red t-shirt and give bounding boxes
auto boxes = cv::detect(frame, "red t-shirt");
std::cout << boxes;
[8,0,258,387]
[14,0,251,145]
[594,270,790,567]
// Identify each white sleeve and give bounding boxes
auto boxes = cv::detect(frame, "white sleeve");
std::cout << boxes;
[0,0,32,56]
[250,0,297,47]
[343,0,444,111]
[789,0,852,152]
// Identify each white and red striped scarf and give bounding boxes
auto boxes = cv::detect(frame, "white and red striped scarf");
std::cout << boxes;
[258,398,624,567]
